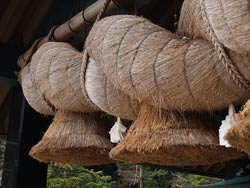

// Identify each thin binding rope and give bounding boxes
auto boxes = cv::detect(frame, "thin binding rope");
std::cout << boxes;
[80,50,98,110]
[95,0,112,23]
[41,94,56,112]
[199,0,250,92]
[80,0,112,108]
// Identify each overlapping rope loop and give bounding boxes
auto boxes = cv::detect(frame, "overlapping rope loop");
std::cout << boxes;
[18,26,60,115]
[80,50,99,111]
[80,0,112,109]
[20,0,250,118]
[199,0,250,93]
[86,13,250,111]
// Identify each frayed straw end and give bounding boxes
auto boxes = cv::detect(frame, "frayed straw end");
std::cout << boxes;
[225,117,250,155]
[30,145,112,166]
[29,110,113,166]
[236,100,250,120]
[224,100,250,154]
[110,105,244,166]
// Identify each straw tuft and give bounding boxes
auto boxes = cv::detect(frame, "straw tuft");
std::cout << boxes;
[225,100,250,154]
[110,105,244,166]
[30,110,113,166]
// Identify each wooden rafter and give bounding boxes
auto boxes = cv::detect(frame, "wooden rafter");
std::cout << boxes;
[0,0,31,43]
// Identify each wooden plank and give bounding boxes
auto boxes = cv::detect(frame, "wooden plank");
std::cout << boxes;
[15,0,55,46]
[1,84,49,188]
[0,76,15,105]
[0,0,31,43]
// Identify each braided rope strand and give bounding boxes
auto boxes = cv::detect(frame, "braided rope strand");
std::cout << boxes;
[95,0,112,22]
[200,0,250,92]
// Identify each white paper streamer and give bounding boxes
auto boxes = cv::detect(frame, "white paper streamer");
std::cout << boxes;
[219,104,236,147]
[109,117,127,143]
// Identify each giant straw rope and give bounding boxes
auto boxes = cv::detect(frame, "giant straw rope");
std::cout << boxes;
[20,0,250,119]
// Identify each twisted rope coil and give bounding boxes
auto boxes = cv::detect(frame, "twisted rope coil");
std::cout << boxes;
[199,0,250,92]
[20,0,250,119]
[86,15,250,111]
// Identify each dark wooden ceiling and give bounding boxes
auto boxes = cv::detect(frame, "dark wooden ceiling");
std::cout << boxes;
[0,0,184,47]
[0,0,55,46]
[139,0,184,32]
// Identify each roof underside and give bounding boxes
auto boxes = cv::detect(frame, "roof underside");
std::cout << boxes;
[0,0,184,47]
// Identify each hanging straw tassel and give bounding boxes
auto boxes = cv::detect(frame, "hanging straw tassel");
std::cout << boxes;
[225,100,250,154]
[110,104,244,166]
[85,15,250,111]
[28,42,115,166]
[29,110,113,166]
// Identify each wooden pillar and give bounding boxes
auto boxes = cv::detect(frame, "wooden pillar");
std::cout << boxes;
[1,84,50,188]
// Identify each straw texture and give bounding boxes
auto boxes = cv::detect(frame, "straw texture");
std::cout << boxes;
[178,0,250,92]
[29,42,75,83]
[85,58,140,120]
[18,1,250,166]
[20,64,55,115]
[110,105,244,166]
[178,0,250,54]
[225,100,250,154]
[27,41,141,119]
[30,110,113,166]
[86,15,250,111]
[30,42,98,112]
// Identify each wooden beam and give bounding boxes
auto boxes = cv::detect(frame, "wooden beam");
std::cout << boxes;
[53,0,121,41]
[1,85,49,188]
[17,0,133,67]
[0,76,16,105]
[0,0,31,43]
